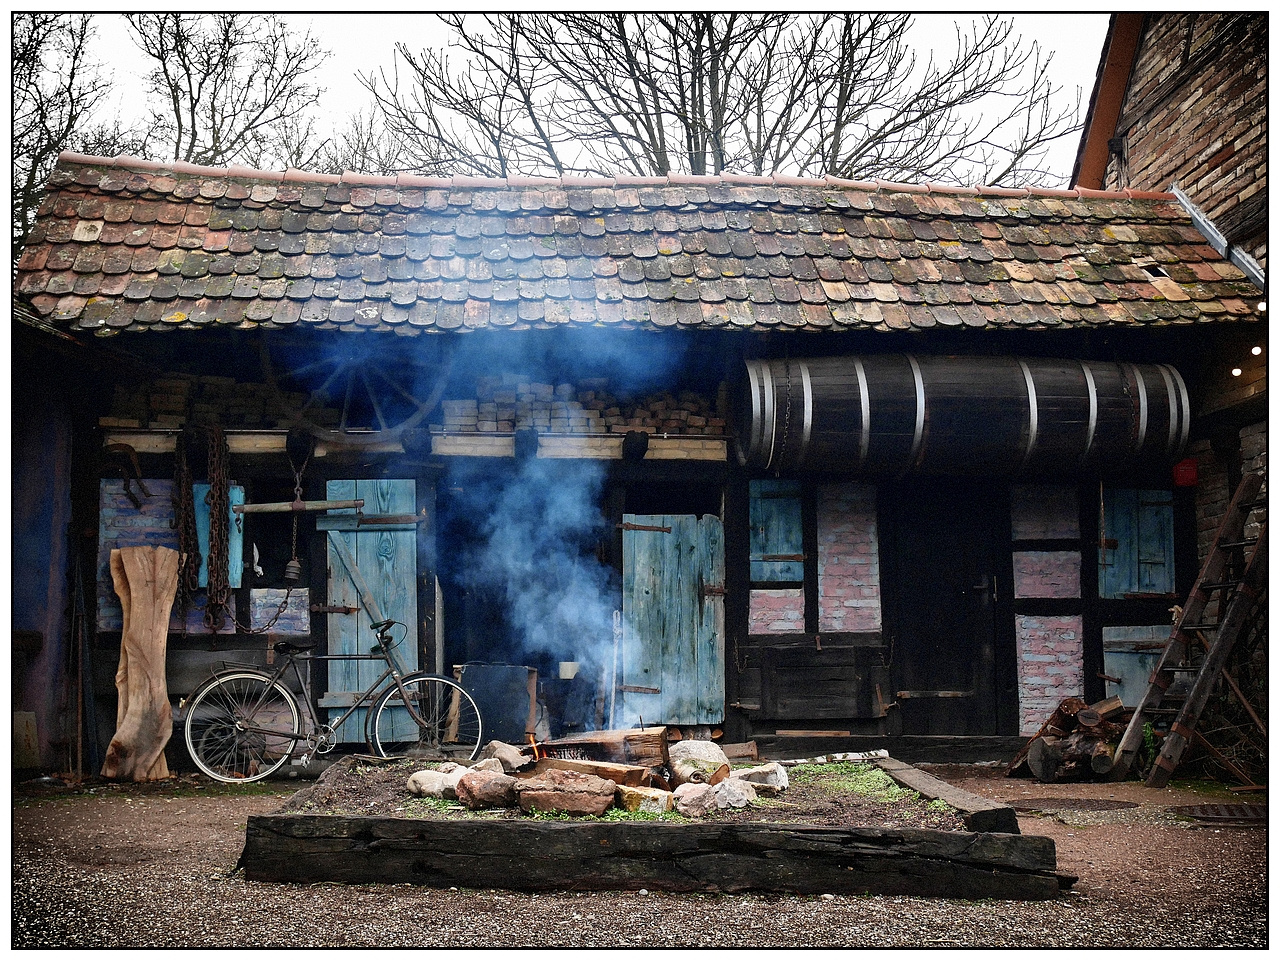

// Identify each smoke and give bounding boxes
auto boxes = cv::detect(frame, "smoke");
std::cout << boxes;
[452,455,617,677]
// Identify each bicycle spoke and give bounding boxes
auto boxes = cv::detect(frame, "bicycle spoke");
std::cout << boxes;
[184,672,301,783]
[369,674,483,761]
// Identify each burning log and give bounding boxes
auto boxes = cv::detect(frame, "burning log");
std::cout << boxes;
[539,726,672,790]
[522,757,650,787]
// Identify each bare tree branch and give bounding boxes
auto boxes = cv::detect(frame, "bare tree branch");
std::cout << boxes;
[125,13,329,168]
[360,14,1082,187]
[13,14,114,253]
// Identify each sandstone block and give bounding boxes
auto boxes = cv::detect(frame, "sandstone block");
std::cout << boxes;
[614,784,674,814]
[406,769,448,798]
[456,769,518,810]
[515,768,615,816]
[713,778,757,809]
[673,782,716,817]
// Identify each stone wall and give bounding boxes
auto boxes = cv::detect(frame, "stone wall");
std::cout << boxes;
[1105,14,1267,266]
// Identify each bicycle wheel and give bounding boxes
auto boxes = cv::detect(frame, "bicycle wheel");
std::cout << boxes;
[183,671,302,782]
[368,673,483,761]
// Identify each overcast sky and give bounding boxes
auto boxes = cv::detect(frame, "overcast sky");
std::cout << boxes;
[87,13,1110,183]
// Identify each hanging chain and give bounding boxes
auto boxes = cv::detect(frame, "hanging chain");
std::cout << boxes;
[172,431,200,631]
[204,426,232,631]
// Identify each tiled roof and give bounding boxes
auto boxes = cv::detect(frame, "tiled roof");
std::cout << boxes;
[14,152,1263,336]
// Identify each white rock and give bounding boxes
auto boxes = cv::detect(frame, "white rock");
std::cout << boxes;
[471,757,506,774]
[732,762,788,793]
[406,769,448,798]
[712,778,757,809]
[673,782,717,817]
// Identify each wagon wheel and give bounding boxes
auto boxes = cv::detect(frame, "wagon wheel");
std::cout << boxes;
[261,335,452,448]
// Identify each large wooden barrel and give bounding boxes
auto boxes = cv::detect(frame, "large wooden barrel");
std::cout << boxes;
[736,355,1190,477]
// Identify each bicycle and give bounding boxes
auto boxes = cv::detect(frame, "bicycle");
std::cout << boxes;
[181,618,483,782]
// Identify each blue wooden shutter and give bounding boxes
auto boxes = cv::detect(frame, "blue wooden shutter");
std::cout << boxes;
[1099,487,1174,598]
[749,479,803,582]
[621,514,724,725]
[323,479,418,742]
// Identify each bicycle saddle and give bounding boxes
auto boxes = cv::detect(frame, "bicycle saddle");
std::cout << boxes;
[272,640,315,655]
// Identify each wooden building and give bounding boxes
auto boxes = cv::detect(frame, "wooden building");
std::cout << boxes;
[12,146,1264,771]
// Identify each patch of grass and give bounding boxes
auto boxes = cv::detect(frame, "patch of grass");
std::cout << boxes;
[787,762,919,803]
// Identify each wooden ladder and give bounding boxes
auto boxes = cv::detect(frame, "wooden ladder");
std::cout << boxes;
[1111,472,1268,787]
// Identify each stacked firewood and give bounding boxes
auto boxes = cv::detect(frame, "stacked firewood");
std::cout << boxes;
[440,375,727,436]
[1007,696,1133,783]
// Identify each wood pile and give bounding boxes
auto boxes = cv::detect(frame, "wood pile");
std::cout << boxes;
[1007,695,1132,783]
[440,375,727,435]
[99,374,335,430]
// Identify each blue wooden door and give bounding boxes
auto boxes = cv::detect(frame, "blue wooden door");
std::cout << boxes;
[323,479,418,742]
[621,514,724,726]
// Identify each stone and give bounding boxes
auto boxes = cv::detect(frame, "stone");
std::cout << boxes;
[673,782,716,817]
[406,769,448,798]
[480,740,532,773]
[729,761,789,797]
[514,768,616,816]
[614,784,674,814]
[712,778,757,809]
[456,769,518,810]
[471,757,506,775]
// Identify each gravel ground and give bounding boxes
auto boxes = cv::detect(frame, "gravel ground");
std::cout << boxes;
[11,766,1269,949]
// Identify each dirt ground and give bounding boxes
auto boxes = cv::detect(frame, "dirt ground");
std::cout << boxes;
[282,756,969,831]
[11,762,1269,949]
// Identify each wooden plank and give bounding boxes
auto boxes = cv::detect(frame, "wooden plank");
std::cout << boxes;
[243,815,1064,899]
[875,757,1020,834]
[697,514,726,723]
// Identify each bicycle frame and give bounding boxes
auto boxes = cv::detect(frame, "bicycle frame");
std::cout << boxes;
[213,625,427,757]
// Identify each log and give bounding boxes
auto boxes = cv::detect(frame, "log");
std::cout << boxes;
[720,741,759,761]
[875,757,1020,834]
[668,740,731,786]
[1006,696,1090,777]
[1089,696,1126,722]
[1026,737,1062,783]
[101,546,181,782]
[522,757,650,787]
[541,727,670,787]
[243,815,1066,900]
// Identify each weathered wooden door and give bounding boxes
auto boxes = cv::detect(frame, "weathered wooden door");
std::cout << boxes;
[621,514,725,726]
[882,480,1005,735]
[323,479,418,741]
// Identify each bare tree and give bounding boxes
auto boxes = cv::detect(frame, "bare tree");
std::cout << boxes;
[13,14,112,251]
[125,13,330,169]
[363,14,1080,186]
[316,111,411,177]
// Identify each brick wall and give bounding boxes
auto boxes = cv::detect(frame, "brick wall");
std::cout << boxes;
[1105,14,1267,266]
[1015,615,1085,735]
[816,482,881,633]
[748,589,804,634]
[1010,485,1083,734]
